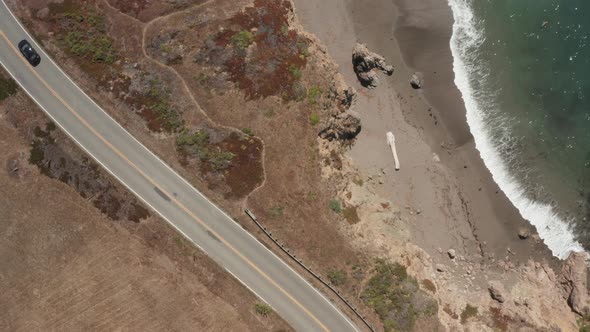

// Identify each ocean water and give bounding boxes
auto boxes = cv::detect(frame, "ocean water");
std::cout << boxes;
[448,0,590,258]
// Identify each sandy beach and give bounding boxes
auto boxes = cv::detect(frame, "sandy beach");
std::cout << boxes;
[292,0,557,265]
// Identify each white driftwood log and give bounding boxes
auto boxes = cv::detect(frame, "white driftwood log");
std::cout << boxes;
[386,131,400,171]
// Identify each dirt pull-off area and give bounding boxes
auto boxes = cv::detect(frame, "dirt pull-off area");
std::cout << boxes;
[0,71,291,331]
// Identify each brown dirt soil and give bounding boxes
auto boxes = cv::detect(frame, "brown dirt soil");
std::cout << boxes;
[143,0,382,326]
[4,0,417,329]
[0,78,291,331]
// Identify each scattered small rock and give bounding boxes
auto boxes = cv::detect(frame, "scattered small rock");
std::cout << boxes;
[436,264,447,272]
[410,72,423,89]
[318,111,361,141]
[518,227,531,239]
[447,249,456,259]
[488,281,506,303]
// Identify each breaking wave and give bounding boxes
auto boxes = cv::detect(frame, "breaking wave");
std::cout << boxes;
[447,0,584,259]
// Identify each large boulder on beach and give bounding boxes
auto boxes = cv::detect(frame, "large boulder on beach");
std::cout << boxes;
[352,43,393,88]
[319,111,361,141]
[559,252,590,315]
[410,72,423,89]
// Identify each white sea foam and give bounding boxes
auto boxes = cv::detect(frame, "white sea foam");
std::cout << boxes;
[447,0,584,259]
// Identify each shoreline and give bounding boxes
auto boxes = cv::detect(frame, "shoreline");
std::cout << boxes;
[292,0,558,265]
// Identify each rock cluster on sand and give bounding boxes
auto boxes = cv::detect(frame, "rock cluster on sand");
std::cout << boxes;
[319,111,361,141]
[320,79,362,142]
[352,43,393,88]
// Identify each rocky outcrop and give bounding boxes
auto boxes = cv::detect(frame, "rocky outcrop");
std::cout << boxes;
[319,111,361,141]
[560,251,589,315]
[488,281,506,303]
[352,43,393,88]
[330,79,357,110]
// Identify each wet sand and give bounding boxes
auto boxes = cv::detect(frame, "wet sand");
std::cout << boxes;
[292,0,558,266]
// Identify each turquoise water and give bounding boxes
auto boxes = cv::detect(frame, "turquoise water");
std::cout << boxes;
[449,0,590,257]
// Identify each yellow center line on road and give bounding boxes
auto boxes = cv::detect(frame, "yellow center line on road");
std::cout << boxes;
[0,30,331,332]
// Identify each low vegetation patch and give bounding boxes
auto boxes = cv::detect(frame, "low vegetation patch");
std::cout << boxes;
[307,86,322,104]
[27,122,149,222]
[145,79,183,132]
[177,129,231,170]
[197,0,310,100]
[361,259,438,332]
[327,269,347,286]
[254,303,272,316]
[0,75,18,101]
[460,304,478,324]
[268,205,284,218]
[177,130,263,198]
[329,198,341,213]
[50,1,117,65]
[489,306,517,331]
[231,30,254,50]
[579,313,590,332]
[309,113,320,126]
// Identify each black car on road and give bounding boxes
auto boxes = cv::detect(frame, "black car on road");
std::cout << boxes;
[18,39,41,67]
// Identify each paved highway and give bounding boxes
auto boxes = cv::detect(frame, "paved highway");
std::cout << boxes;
[0,2,358,331]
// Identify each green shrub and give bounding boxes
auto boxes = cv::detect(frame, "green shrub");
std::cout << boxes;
[208,149,235,171]
[262,109,275,118]
[177,129,210,159]
[329,198,341,213]
[309,113,320,126]
[254,303,272,316]
[141,79,183,132]
[361,259,438,332]
[195,73,208,85]
[288,64,302,80]
[579,313,590,332]
[268,205,284,218]
[151,100,183,132]
[0,76,18,101]
[242,128,255,136]
[307,86,322,104]
[232,30,255,50]
[460,304,478,324]
[59,9,117,64]
[327,270,347,286]
[29,141,45,166]
[46,122,57,132]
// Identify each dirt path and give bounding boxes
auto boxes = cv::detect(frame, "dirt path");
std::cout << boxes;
[103,0,269,209]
